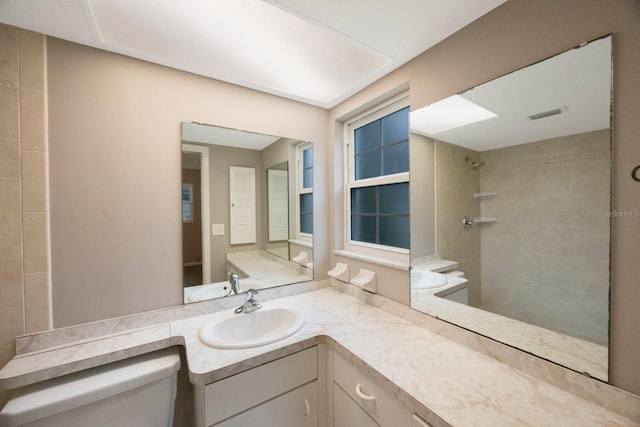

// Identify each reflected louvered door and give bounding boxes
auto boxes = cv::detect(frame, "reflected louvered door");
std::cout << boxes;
[229,166,256,245]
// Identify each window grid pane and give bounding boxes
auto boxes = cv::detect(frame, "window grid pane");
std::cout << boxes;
[300,193,313,234]
[354,121,381,154]
[354,150,381,181]
[300,214,313,234]
[351,215,376,245]
[378,216,409,249]
[303,147,313,188]
[381,107,410,146]
[353,107,409,181]
[351,187,376,213]
[378,182,409,214]
[381,141,409,176]
[350,182,409,249]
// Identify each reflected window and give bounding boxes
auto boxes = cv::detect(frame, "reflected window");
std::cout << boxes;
[182,183,194,223]
[297,143,313,238]
[346,97,410,254]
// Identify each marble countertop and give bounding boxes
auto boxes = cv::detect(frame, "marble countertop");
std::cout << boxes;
[411,289,608,382]
[226,250,311,288]
[0,288,637,426]
[410,259,608,382]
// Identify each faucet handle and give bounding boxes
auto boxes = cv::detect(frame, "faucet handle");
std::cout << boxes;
[235,288,261,313]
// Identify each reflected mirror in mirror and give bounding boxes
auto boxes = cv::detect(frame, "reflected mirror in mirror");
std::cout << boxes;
[181,123,313,304]
[409,36,612,381]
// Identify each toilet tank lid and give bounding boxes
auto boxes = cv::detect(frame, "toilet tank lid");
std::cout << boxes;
[0,347,180,426]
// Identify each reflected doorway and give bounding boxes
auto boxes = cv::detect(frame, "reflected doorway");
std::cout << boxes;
[182,144,211,286]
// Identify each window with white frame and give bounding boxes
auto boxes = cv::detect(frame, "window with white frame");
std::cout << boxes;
[345,96,410,259]
[182,183,194,223]
[296,142,313,241]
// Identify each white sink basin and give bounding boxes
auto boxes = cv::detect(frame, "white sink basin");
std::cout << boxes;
[199,308,306,349]
[411,270,448,289]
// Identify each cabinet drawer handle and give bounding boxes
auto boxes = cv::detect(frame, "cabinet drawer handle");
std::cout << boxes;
[355,383,376,401]
[304,397,311,418]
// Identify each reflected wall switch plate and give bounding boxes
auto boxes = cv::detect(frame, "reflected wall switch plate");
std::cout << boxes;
[212,224,225,235]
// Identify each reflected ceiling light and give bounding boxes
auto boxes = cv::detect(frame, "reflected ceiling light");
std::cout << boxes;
[410,94,497,135]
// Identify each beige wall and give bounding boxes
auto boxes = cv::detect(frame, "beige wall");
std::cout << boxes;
[409,133,436,261]
[329,0,640,393]
[480,130,610,344]
[47,37,329,328]
[0,25,51,394]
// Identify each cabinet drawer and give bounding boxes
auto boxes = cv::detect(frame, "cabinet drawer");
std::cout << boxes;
[215,381,318,427]
[333,383,380,427]
[333,351,412,427]
[205,347,317,426]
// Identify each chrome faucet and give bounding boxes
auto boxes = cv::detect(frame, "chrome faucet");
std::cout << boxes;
[229,272,241,295]
[234,289,262,314]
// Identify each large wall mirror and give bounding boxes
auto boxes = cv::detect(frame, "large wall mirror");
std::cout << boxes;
[409,36,612,381]
[181,122,314,304]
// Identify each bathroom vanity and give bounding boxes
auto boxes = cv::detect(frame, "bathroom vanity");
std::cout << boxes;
[196,344,432,427]
[1,286,638,426]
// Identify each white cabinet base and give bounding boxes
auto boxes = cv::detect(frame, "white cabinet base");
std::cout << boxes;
[216,381,318,427]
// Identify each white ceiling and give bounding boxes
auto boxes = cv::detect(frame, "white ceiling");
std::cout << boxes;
[0,0,505,109]
[410,36,612,151]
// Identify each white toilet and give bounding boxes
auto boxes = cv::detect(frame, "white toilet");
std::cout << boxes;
[0,347,181,427]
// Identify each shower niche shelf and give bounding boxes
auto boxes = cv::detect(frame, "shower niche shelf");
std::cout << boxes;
[473,192,496,199]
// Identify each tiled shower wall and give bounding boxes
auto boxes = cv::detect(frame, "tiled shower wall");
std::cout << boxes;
[480,129,610,345]
[0,23,51,386]
[435,130,609,345]
[435,141,482,307]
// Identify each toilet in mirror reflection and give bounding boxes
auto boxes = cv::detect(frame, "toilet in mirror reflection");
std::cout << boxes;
[409,36,612,380]
[180,123,314,303]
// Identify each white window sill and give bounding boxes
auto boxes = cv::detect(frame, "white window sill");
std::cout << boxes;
[289,239,313,248]
[333,249,410,271]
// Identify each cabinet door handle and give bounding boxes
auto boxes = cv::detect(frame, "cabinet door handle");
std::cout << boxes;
[355,383,376,401]
[304,397,311,418]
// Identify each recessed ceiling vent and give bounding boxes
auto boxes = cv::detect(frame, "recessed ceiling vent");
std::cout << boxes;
[528,106,568,120]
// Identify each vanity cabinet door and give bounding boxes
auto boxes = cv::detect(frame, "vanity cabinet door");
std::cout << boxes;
[333,351,413,427]
[333,383,380,427]
[204,346,317,426]
[215,380,318,427]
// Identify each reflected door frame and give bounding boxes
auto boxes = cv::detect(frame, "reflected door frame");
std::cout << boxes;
[182,144,211,284]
